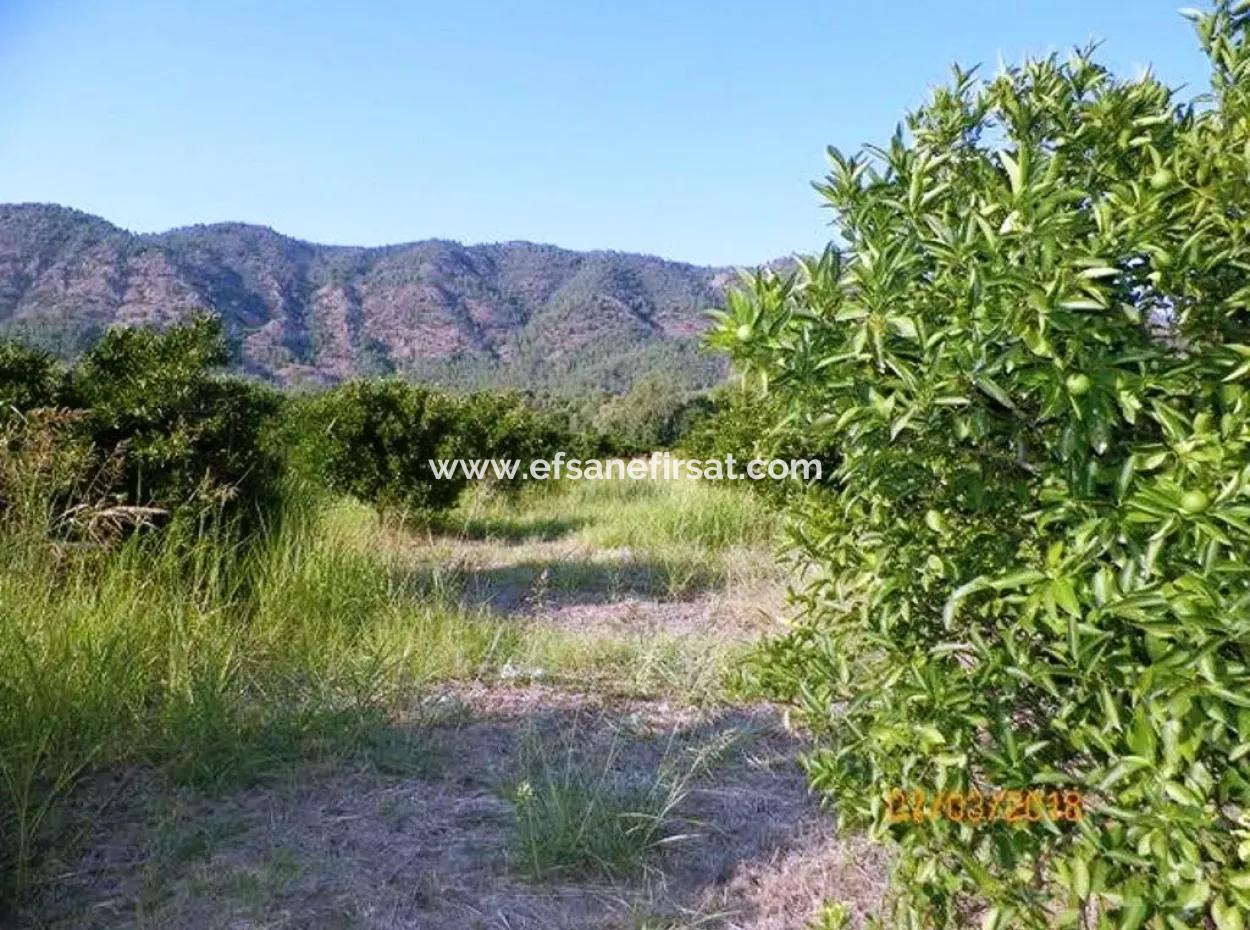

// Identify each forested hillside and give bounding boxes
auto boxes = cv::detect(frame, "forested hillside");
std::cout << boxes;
[0,203,734,392]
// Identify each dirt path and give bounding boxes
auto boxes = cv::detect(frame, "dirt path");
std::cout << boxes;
[35,688,885,930]
[412,536,787,639]
[25,529,886,929]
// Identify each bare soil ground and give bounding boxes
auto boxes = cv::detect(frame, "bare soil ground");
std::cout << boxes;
[22,525,886,930]
[412,535,784,639]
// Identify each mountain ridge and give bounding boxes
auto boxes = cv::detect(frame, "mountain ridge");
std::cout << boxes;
[0,203,743,392]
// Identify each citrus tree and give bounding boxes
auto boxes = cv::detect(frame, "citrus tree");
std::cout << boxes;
[0,342,59,414]
[712,4,1250,927]
[300,379,468,518]
[69,316,282,521]
[455,390,577,492]
[2,315,282,532]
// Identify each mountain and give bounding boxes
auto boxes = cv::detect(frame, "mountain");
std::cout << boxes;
[0,203,741,393]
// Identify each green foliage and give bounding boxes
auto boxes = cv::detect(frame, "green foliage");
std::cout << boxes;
[298,382,599,517]
[679,380,829,500]
[0,315,283,531]
[807,902,853,930]
[0,342,59,413]
[300,379,467,517]
[716,5,1250,927]
[454,390,580,489]
[680,383,773,459]
[68,315,283,525]
[591,373,711,453]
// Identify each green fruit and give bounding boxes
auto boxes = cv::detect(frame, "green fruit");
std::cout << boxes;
[735,324,754,342]
[1180,490,1210,514]
[1150,168,1174,190]
[1066,373,1092,396]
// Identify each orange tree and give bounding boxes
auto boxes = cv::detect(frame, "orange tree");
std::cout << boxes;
[2,315,282,533]
[299,379,467,518]
[711,4,1250,927]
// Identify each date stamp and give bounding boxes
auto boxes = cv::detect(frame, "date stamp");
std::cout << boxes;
[884,787,1085,824]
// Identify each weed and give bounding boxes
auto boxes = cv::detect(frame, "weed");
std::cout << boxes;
[508,727,700,881]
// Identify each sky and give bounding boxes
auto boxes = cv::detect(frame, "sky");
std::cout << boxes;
[0,1,1217,266]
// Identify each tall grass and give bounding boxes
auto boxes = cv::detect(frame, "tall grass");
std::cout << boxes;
[509,727,699,881]
[570,475,777,552]
[458,472,777,549]
[0,479,754,903]
[450,472,781,595]
[0,481,466,897]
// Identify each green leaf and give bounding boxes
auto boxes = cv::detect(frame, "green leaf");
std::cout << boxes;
[1053,578,1081,617]
[1213,896,1244,930]
[1118,898,1148,930]
[1077,266,1121,280]
[1163,781,1202,807]
[975,375,1017,411]
[1072,857,1091,898]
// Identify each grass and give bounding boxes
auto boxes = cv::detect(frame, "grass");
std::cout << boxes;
[448,471,781,594]
[509,727,698,881]
[507,718,752,883]
[0,470,780,907]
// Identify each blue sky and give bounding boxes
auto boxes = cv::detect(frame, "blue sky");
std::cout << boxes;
[0,1,1215,266]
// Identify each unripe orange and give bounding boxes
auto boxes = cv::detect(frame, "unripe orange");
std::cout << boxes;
[1066,373,1091,396]
[1180,490,1210,514]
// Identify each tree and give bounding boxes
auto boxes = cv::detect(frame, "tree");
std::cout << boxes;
[713,5,1250,926]
[455,391,577,492]
[592,373,703,452]
[64,314,282,526]
[0,342,59,414]
[301,379,466,518]
[1,315,282,533]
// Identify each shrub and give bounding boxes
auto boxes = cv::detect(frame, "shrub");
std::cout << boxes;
[0,342,59,414]
[680,380,831,500]
[68,315,282,528]
[592,373,706,452]
[300,379,467,518]
[0,315,283,533]
[455,390,578,492]
[715,6,1250,927]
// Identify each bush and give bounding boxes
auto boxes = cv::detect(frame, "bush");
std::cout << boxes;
[455,390,579,492]
[0,342,59,414]
[715,6,1250,928]
[300,379,467,518]
[680,381,831,500]
[592,373,706,453]
[0,315,283,534]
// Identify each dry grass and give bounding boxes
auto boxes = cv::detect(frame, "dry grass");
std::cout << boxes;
[7,473,886,929]
[26,690,887,930]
